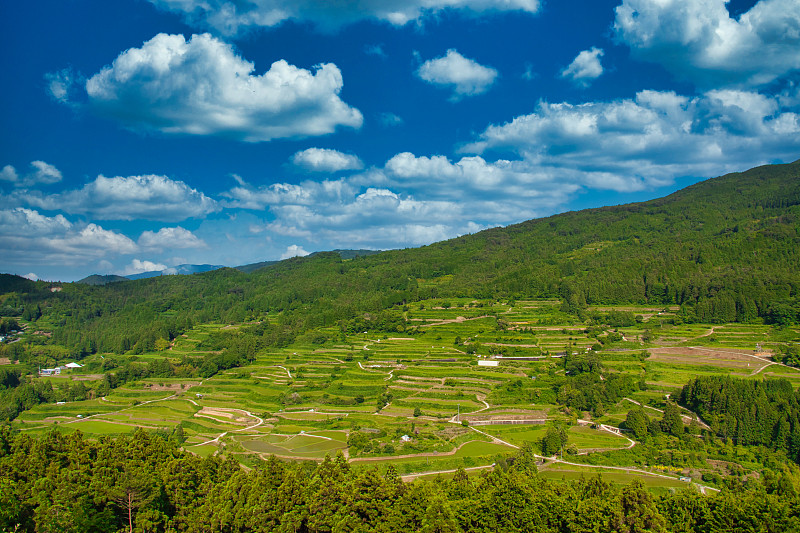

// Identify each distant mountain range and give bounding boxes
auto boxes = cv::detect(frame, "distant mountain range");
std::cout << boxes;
[76,264,224,285]
[125,264,225,280]
[76,250,383,284]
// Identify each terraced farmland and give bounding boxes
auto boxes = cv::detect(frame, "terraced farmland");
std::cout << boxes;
[11,299,800,486]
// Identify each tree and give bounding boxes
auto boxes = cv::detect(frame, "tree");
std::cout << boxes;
[154,337,170,351]
[625,408,650,440]
[110,472,156,533]
[541,425,568,456]
[510,442,539,474]
[614,479,667,533]
[661,402,684,436]
[172,424,186,444]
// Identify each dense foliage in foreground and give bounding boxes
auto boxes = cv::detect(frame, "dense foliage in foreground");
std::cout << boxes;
[2,428,799,532]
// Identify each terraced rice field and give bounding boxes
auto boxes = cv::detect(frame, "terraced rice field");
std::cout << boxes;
[14,299,799,481]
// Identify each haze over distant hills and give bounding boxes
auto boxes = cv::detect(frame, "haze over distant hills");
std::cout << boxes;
[77,264,225,285]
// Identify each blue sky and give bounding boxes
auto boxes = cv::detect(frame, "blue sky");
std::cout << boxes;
[1,0,799,281]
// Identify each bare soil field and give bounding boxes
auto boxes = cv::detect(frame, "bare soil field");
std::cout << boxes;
[195,407,257,426]
[648,347,771,369]
[71,374,106,381]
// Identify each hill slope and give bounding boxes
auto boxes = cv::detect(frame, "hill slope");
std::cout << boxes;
[234,249,382,274]
[4,159,800,353]
[76,274,130,286]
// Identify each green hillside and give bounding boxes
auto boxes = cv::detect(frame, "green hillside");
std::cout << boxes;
[3,160,800,354]
[76,274,130,286]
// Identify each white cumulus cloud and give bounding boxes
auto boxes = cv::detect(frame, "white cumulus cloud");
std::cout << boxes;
[0,165,18,183]
[148,0,541,34]
[122,259,168,275]
[0,161,63,188]
[417,49,498,100]
[82,33,362,141]
[138,226,207,249]
[292,148,363,173]
[465,89,800,191]
[280,244,310,259]
[220,154,576,253]
[384,152,579,207]
[223,178,354,210]
[614,0,800,88]
[560,47,604,87]
[0,208,138,267]
[23,174,219,222]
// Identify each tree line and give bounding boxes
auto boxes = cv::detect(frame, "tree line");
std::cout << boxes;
[1,427,799,532]
[679,376,800,463]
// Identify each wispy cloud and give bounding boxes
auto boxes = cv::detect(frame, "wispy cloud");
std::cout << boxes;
[364,44,386,57]
[148,0,542,34]
[379,112,404,127]
[0,161,62,188]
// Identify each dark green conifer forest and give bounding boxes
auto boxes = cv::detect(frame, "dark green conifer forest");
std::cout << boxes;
[2,428,799,532]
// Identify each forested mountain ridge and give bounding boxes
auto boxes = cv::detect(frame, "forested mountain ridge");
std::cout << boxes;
[2,159,799,354]
[407,158,800,314]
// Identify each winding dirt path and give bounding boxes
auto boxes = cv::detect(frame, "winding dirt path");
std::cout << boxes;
[466,426,519,449]
[687,346,799,373]
[538,457,718,492]
[190,408,264,447]
[418,315,491,328]
[273,365,292,379]
[350,439,504,463]
[623,397,711,430]
[401,465,495,481]
[58,393,179,426]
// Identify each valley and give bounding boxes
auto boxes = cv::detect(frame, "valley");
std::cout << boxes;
[8,298,799,492]
[2,160,800,531]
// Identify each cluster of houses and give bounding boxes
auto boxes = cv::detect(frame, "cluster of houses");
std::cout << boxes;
[38,362,83,376]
